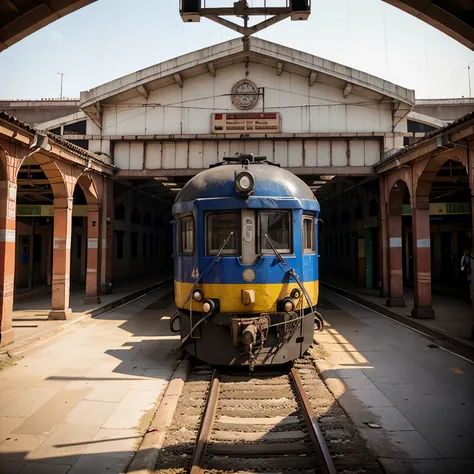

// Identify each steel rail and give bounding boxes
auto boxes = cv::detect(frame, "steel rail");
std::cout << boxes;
[290,367,337,474]
[189,369,221,474]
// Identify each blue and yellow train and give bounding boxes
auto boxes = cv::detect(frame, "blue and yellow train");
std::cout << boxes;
[171,154,322,368]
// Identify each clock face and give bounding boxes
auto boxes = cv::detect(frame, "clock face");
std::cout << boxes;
[232,79,259,110]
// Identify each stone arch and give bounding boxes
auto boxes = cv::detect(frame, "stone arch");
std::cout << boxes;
[389,179,411,216]
[19,152,69,199]
[75,172,101,205]
[415,150,468,200]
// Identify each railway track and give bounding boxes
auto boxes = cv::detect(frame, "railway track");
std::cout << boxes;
[156,357,383,474]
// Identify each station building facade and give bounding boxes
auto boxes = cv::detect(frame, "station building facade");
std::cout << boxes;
[2,37,474,347]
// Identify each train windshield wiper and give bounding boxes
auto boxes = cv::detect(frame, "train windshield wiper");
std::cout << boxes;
[264,234,287,266]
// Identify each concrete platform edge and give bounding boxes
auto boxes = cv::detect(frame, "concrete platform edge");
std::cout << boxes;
[320,282,474,362]
[126,356,190,474]
[1,278,173,360]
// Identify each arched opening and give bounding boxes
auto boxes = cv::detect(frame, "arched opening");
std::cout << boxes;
[387,180,411,307]
[70,185,87,287]
[428,160,470,291]
[74,172,101,305]
[13,155,68,306]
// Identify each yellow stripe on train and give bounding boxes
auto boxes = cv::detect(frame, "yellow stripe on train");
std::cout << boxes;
[174,280,319,313]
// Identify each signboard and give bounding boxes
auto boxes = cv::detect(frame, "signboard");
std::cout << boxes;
[16,205,88,217]
[211,112,281,134]
[402,203,471,216]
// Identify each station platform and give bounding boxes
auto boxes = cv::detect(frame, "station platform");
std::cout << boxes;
[315,288,474,474]
[0,283,180,474]
[2,275,171,357]
[321,276,473,344]
[1,279,473,474]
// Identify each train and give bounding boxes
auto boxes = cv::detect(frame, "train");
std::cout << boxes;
[170,154,322,369]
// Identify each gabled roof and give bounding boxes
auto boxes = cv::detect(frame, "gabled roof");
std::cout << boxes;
[80,37,415,109]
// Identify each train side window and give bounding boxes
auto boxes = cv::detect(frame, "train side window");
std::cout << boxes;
[302,216,315,253]
[259,211,291,254]
[179,216,194,255]
[206,212,239,255]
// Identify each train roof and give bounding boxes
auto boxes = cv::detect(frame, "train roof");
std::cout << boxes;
[174,157,318,206]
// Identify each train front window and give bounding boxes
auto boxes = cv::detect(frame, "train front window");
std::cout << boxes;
[303,216,315,253]
[206,212,239,255]
[260,211,291,253]
[179,216,194,255]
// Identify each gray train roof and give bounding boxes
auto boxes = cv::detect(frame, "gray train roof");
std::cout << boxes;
[174,163,317,205]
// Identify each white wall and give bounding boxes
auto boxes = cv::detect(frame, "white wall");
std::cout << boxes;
[113,138,381,170]
[102,63,393,138]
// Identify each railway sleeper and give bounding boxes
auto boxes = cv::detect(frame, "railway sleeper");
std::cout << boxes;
[204,454,317,471]
[219,389,293,399]
[207,441,313,456]
[211,429,307,442]
[220,375,290,383]
[218,408,299,418]
[217,398,297,408]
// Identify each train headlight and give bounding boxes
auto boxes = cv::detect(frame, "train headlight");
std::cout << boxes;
[193,289,204,302]
[282,297,295,313]
[235,171,254,194]
[290,288,301,299]
[202,299,215,314]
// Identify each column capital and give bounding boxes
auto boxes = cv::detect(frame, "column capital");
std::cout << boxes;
[411,196,430,211]
[86,204,100,213]
[54,197,74,210]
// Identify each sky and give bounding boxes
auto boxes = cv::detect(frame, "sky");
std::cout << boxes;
[0,0,473,101]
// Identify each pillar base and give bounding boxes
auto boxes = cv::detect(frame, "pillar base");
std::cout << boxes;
[83,296,101,305]
[386,297,406,308]
[48,309,73,320]
[0,328,15,347]
[411,307,435,319]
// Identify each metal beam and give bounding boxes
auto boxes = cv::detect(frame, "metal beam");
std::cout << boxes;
[200,7,292,16]
[206,13,291,37]
[116,166,375,179]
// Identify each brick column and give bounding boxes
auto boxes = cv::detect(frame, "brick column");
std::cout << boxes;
[411,198,434,319]
[48,197,73,320]
[101,180,114,294]
[84,205,101,304]
[379,176,389,297]
[0,180,17,346]
[386,211,406,307]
